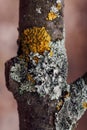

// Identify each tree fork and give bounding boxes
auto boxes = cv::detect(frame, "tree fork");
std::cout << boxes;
[5,0,87,130]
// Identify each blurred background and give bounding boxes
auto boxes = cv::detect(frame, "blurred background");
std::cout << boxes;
[0,0,87,130]
[0,0,19,130]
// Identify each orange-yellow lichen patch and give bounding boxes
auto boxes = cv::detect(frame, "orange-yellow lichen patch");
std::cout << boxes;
[82,102,87,109]
[56,2,62,10]
[27,74,35,83]
[46,11,57,21]
[64,92,70,98]
[19,55,29,63]
[56,100,64,111]
[49,50,53,57]
[21,27,51,56]
[33,56,39,64]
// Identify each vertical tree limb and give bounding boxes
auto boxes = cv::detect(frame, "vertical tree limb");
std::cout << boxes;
[5,0,87,130]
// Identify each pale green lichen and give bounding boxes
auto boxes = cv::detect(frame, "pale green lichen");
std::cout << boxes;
[10,33,68,100]
[10,63,22,83]
[10,26,87,130]
[9,0,87,129]
[36,7,42,14]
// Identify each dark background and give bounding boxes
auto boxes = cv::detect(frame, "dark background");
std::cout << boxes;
[0,0,87,130]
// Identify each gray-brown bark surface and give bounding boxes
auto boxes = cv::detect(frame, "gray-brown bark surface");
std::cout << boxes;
[18,0,64,55]
[5,0,87,130]
[5,58,57,130]
[5,0,64,130]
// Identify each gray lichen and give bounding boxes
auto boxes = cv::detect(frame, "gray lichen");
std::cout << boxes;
[10,31,87,130]
[55,78,87,130]
[10,29,87,130]
[10,31,68,99]
[8,0,87,129]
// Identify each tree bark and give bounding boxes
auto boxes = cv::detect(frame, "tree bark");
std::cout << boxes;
[5,0,64,130]
[5,0,87,130]
[18,0,64,55]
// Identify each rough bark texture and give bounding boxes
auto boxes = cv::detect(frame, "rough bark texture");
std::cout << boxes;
[18,0,64,55]
[5,59,57,130]
[5,0,64,130]
[5,0,87,130]
[19,0,63,39]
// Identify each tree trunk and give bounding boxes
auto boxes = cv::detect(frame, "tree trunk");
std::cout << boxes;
[5,0,87,130]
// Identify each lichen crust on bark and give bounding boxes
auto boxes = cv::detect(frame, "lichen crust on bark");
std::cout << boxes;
[5,0,87,130]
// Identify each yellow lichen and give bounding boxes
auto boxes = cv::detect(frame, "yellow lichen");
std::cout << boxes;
[19,54,30,63]
[56,2,62,10]
[20,27,51,58]
[82,102,87,109]
[49,50,53,57]
[56,100,64,111]
[46,11,57,21]
[33,56,39,64]
[63,92,70,98]
[27,74,35,83]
